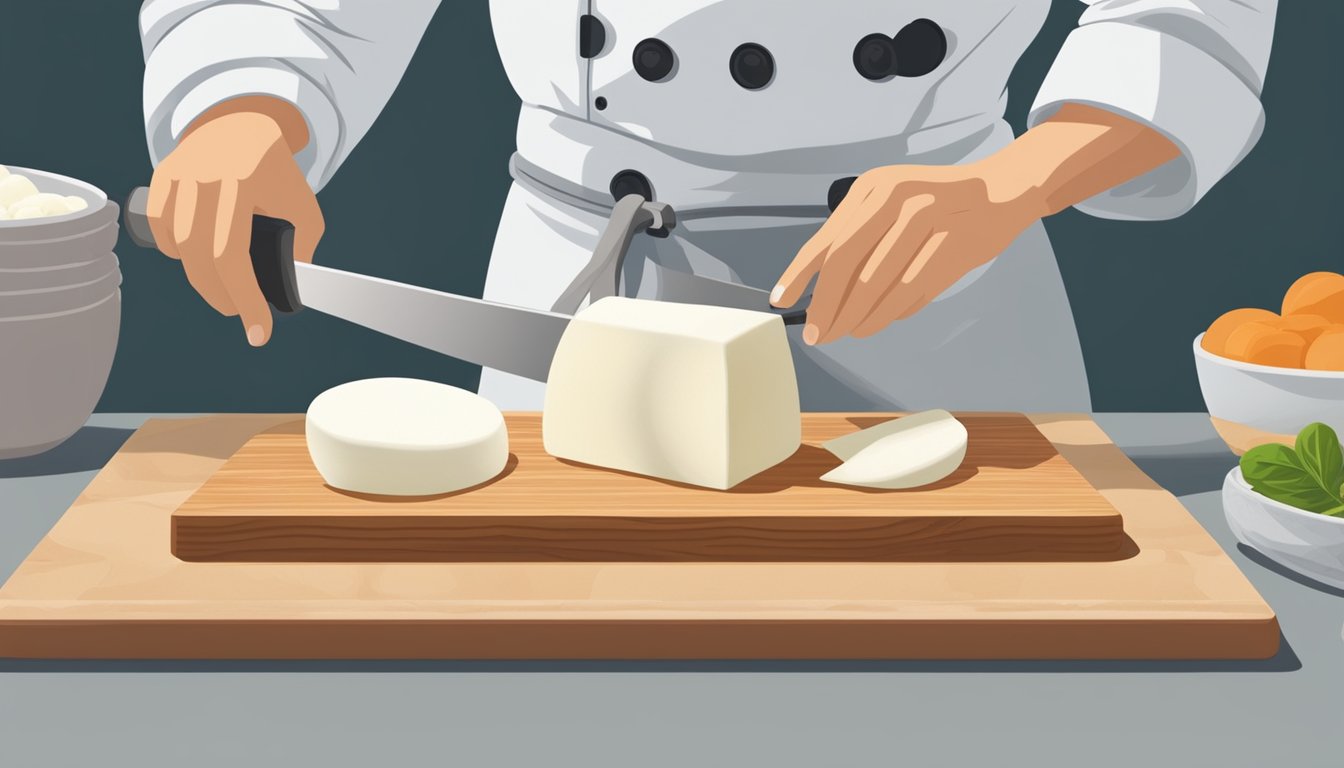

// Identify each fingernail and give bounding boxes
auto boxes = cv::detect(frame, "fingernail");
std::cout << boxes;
[246,324,266,347]
[803,324,819,345]
[769,285,784,306]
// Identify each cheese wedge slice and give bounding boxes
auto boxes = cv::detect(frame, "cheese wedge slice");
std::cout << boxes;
[821,409,967,489]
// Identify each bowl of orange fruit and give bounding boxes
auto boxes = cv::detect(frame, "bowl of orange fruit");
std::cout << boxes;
[1195,271,1344,454]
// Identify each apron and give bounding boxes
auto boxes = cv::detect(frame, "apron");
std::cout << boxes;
[480,0,1090,412]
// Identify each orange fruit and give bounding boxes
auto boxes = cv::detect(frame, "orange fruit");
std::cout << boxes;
[1223,321,1308,368]
[1282,272,1344,324]
[1304,325,1344,371]
[1270,313,1331,345]
[1202,308,1279,356]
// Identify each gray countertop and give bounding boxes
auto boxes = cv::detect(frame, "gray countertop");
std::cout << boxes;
[1,414,1340,767]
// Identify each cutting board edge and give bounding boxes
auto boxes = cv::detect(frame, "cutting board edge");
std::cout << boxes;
[0,615,1281,660]
[168,509,1131,563]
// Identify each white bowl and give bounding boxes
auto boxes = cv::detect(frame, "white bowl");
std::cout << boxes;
[1223,467,1344,589]
[1193,334,1344,454]
[0,291,121,458]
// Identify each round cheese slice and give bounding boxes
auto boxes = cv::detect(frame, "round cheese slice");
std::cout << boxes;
[306,377,508,496]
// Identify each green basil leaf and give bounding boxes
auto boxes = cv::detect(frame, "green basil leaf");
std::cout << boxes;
[1240,443,1342,515]
[1294,422,1344,504]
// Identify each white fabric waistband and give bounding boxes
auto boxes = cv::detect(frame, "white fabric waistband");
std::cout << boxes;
[511,105,1013,212]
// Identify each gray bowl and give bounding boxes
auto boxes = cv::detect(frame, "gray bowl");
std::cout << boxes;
[0,292,121,458]
[0,267,122,317]
[0,253,119,291]
[0,167,121,459]
[1223,467,1344,590]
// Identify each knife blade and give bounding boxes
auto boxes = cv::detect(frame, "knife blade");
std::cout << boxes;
[123,187,571,381]
[294,262,570,382]
[655,268,805,319]
[122,186,805,384]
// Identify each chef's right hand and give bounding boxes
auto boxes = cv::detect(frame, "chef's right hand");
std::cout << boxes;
[147,95,323,346]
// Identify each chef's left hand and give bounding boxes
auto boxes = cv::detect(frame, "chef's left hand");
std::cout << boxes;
[771,161,1041,344]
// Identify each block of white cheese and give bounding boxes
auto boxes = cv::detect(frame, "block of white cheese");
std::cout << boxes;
[821,409,968,489]
[543,297,801,490]
[306,377,508,496]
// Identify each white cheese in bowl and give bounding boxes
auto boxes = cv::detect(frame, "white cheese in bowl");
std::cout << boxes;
[0,167,88,220]
[0,172,40,209]
[306,377,509,496]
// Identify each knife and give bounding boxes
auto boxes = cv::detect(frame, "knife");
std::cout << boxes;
[122,187,804,382]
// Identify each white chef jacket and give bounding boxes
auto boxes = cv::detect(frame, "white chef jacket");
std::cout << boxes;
[141,0,1278,221]
[139,1,1279,412]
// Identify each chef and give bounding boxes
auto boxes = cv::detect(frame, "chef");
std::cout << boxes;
[139,1,1278,411]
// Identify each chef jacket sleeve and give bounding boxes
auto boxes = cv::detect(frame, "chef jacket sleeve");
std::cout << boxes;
[140,0,440,192]
[1027,0,1278,221]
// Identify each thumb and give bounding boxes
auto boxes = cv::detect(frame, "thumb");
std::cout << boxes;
[278,173,325,265]
[254,160,325,264]
[290,196,325,265]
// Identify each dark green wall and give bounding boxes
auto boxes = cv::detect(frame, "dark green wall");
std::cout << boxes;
[2,1,1338,412]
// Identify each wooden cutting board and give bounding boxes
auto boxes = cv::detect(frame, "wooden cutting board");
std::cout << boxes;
[0,414,1277,660]
[170,413,1128,563]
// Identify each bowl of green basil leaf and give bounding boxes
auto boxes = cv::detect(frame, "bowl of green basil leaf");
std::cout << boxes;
[1224,422,1344,589]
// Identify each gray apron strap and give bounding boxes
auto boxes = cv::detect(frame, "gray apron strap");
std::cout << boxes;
[515,153,808,323]
[550,194,675,315]
[548,193,809,324]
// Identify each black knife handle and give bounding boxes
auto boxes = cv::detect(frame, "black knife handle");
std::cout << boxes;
[247,215,303,313]
[123,186,304,314]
